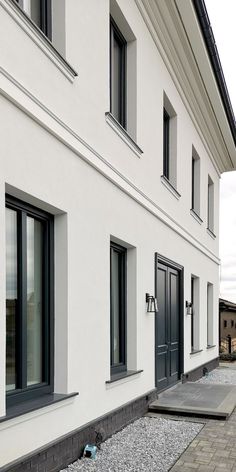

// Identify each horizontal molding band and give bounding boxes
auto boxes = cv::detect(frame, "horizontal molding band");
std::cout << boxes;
[0,65,220,265]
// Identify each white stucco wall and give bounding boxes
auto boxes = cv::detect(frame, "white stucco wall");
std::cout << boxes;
[0,0,222,466]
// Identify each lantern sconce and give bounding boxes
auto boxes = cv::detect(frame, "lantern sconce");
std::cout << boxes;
[146,293,159,313]
[186,301,193,316]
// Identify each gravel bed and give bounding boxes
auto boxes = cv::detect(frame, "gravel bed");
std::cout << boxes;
[198,365,236,385]
[60,417,203,472]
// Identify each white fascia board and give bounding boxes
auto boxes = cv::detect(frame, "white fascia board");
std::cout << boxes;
[175,0,236,171]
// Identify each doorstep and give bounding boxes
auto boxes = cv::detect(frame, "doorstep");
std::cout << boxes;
[149,382,236,419]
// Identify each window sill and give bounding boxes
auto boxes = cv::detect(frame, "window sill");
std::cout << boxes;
[106,369,143,385]
[190,349,203,356]
[207,344,216,349]
[4,0,78,82]
[105,112,143,158]
[207,228,216,239]
[160,175,181,200]
[0,392,78,424]
[190,209,203,224]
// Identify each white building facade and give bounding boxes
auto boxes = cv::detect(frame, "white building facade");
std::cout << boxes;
[0,0,235,470]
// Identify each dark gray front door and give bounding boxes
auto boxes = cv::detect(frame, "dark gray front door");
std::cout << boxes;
[155,257,182,392]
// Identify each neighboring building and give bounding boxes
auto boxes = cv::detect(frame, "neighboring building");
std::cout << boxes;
[0,0,236,470]
[219,298,236,352]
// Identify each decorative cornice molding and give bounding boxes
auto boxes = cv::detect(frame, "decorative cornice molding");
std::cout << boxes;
[135,0,232,175]
[0,0,78,82]
[0,65,220,265]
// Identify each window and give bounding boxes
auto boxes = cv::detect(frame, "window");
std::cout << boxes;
[191,277,194,351]
[224,320,227,328]
[163,109,170,180]
[207,283,214,347]
[6,196,53,406]
[190,275,200,352]
[162,94,177,188]
[110,17,126,128]
[207,176,214,233]
[231,320,234,328]
[15,0,52,39]
[191,147,200,216]
[110,242,126,375]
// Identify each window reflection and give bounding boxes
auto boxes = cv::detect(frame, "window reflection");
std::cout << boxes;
[27,217,43,386]
[6,208,17,391]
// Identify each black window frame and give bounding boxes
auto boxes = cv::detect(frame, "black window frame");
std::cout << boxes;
[15,0,52,40]
[6,195,54,407]
[163,108,170,180]
[207,176,214,233]
[110,16,127,129]
[191,276,194,352]
[110,242,127,376]
[191,156,195,211]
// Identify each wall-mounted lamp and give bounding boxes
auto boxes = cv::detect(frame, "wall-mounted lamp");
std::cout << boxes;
[146,293,159,313]
[186,301,193,316]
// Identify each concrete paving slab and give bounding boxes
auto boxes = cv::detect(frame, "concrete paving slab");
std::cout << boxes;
[219,362,236,370]
[149,382,236,419]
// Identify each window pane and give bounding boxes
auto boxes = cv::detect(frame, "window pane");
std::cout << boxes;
[207,283,213,346]
[6,208,18,392]
[111,35,121,123]
[27,217,43,386]
[191,277,194,351]
[111,250,120,365]
[30,0,41,29]
[208,177,214,232]
[163,109,170,179]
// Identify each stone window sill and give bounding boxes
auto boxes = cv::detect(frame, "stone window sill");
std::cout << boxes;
[207,344,216,349]
[160,175,181,200]
[4,0,78,82]
[0,392,78,424]
[106,369,143,385]
[105,112,143,158]
[190,209,203,224]
[207,228,216,239]
[190,349,203,356]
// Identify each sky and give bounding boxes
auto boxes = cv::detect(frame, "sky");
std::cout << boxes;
[205,0,236,302]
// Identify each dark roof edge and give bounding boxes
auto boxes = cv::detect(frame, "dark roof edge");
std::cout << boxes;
[219,298,236,310]
[193,0,236,147]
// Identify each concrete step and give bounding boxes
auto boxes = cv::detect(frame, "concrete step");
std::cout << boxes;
[149,382,236,419]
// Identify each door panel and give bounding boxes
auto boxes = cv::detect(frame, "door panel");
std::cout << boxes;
[155,259,181,392]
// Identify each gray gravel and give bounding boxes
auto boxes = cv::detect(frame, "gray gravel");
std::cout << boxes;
[198,364,236,385]
[60,417,203,472]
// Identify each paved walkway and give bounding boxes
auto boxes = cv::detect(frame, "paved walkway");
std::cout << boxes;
[149,364,236,471]
[170,405,236,472]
